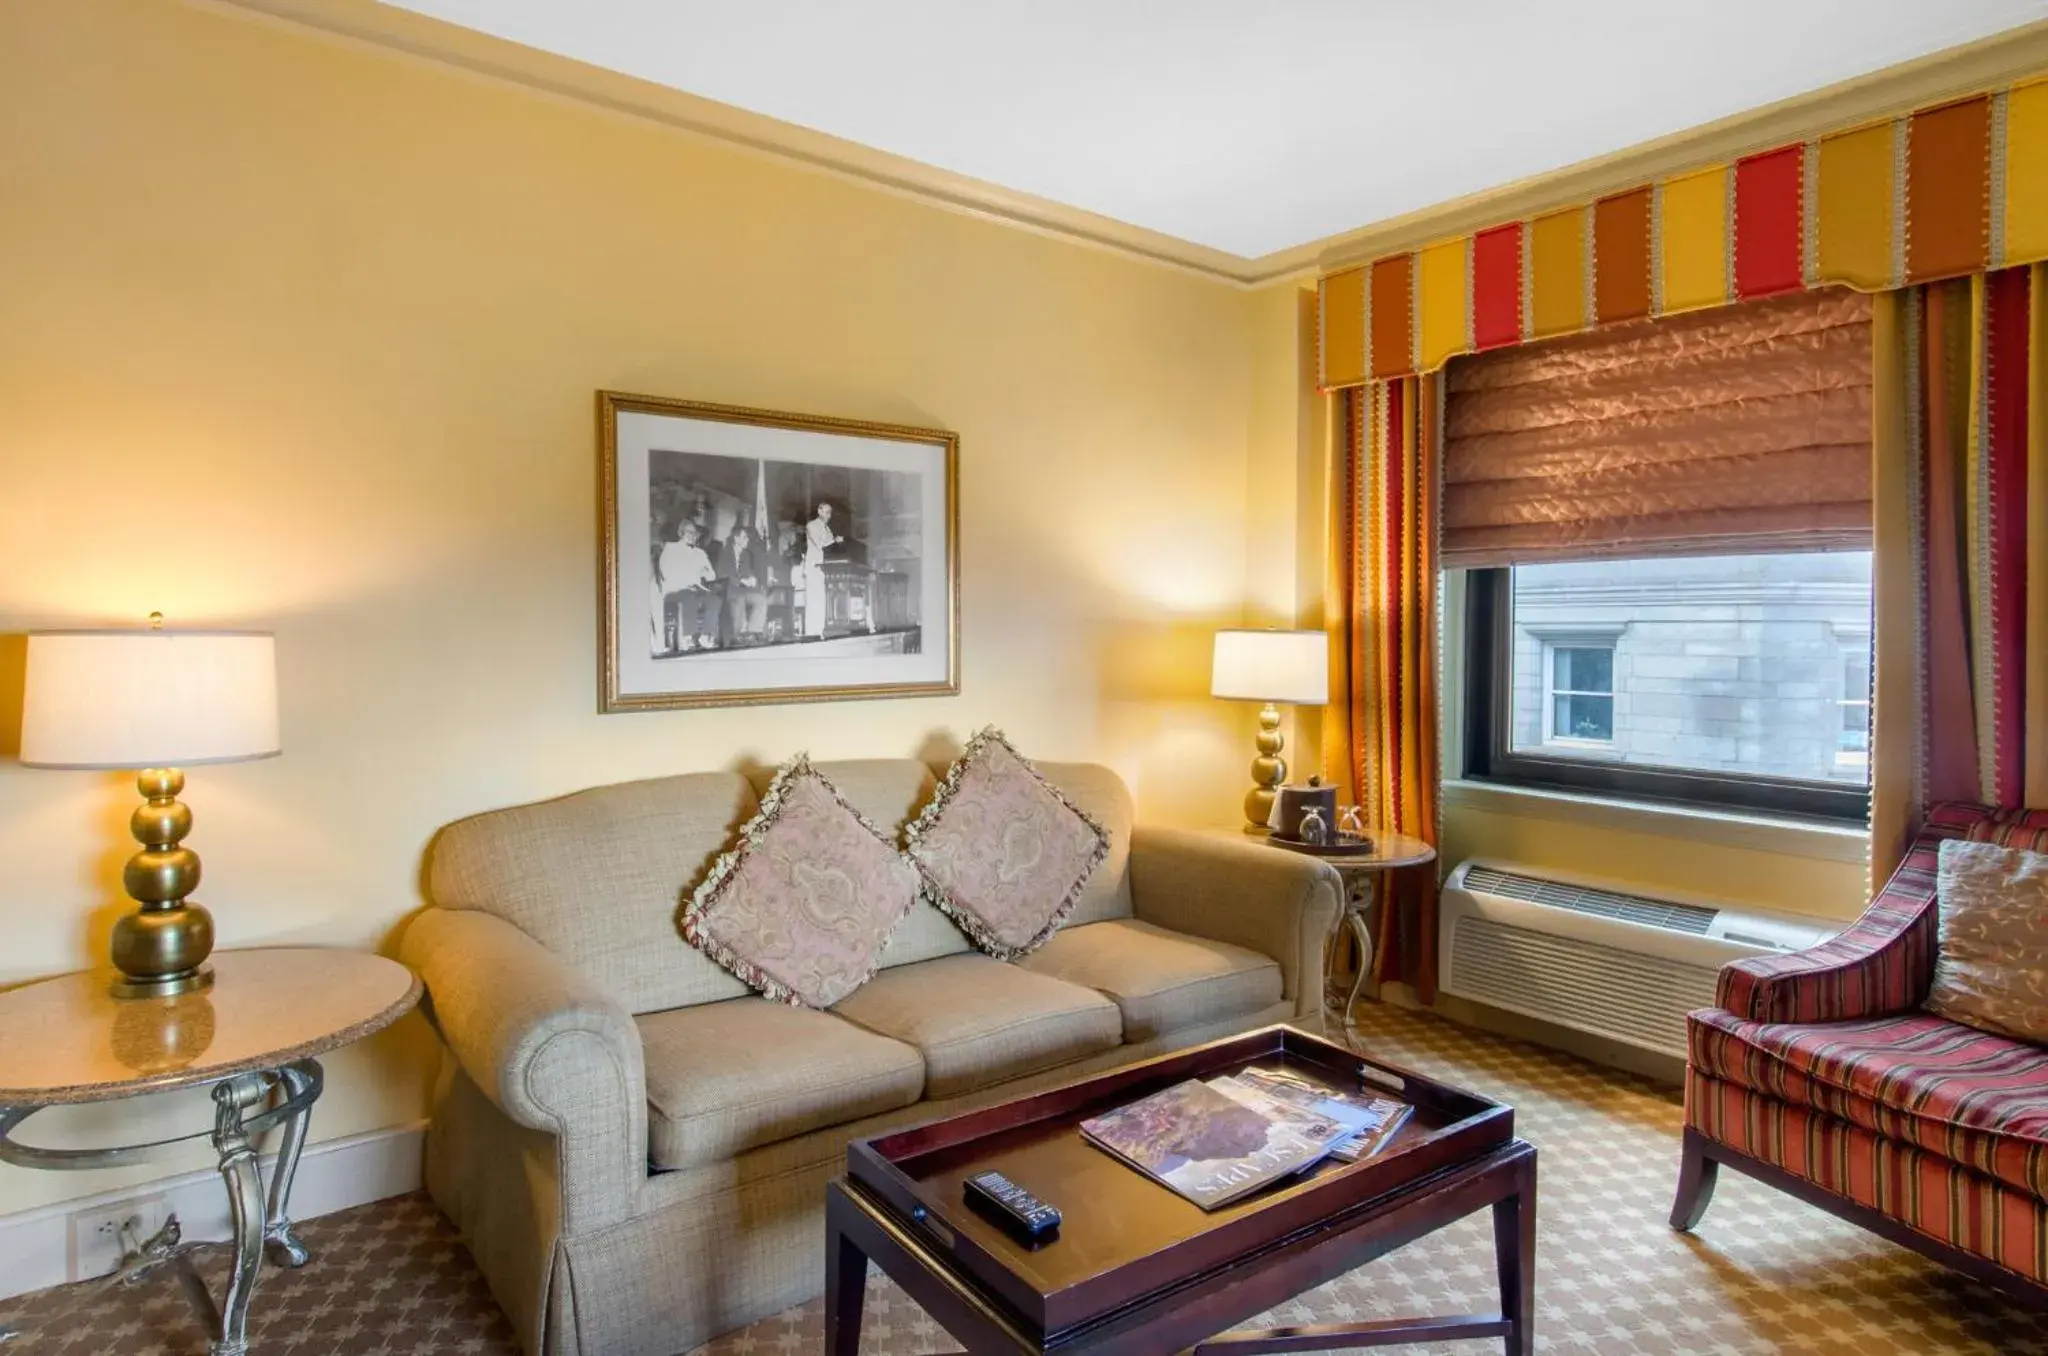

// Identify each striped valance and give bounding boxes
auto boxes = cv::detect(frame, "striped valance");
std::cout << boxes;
[1317,77,2048,390]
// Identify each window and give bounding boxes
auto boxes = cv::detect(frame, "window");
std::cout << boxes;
[1837,637,1871,775]
[1465,551,1873,822]
[1544,643,1615,744]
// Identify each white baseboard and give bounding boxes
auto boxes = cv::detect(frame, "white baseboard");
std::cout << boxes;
[0,1120,425,1301]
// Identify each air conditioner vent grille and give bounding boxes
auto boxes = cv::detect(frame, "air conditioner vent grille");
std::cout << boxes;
[1461,866,1718,936]
[1445,915,1719,1059]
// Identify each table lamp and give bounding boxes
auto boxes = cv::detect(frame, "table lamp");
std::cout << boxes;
[1211,628,1328,833]
[19,617,280,998]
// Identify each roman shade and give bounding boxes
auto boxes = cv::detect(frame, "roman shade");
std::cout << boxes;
[1440,287,1873,568]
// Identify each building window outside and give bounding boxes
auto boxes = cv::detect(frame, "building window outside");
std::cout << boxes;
[1837,636,1871,774]
[1468,550,1873,822]
[1544,643,1615,744]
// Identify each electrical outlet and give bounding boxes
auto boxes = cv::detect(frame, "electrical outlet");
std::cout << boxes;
[67,1193,169,1282]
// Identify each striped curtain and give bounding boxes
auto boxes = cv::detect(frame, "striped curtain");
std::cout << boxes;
[1323,376,1443,1000]
[1872,265,2048,881]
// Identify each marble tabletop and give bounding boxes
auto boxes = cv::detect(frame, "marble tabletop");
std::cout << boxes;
[1213,827,1438,871]
[1262,828,1438,871]
[0,948,421,1106]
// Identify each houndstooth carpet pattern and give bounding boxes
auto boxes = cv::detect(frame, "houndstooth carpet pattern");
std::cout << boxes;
[4,1003,2047,1354]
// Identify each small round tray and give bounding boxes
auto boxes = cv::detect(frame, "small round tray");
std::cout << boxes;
[1266,832,1375,857]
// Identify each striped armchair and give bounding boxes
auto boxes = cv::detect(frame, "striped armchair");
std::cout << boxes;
[1672,802,2048,1304]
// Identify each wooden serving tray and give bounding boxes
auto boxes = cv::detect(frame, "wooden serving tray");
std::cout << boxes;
[845,1024,1513,1337]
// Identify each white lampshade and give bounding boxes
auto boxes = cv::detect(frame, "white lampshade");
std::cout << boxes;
[1211,629,1328,706]
[20,630,281,770]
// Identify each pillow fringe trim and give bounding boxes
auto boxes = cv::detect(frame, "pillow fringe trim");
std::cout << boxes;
[678,752,918,1008]
[904,726,1112,961]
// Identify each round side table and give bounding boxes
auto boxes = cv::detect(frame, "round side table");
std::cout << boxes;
[0,947,420,1356]
[1263,831,1436,1039]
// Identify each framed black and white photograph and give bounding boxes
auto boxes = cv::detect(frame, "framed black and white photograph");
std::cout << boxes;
[599,391,959,711]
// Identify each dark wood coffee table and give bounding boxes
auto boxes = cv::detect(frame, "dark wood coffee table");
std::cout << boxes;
[826,1024,1536,1356]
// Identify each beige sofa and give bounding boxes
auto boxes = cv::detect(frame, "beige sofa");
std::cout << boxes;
[400,757,1341,1356]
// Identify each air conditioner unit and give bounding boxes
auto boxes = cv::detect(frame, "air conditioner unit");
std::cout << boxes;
[1438,860,1839,1059]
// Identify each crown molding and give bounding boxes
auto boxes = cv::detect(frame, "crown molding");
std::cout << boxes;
[193,1,2048,291]
[195,0,1288,287]
[1312,18,2048,276]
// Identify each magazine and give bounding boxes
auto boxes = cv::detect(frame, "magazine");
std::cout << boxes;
[1234,1067,1413,1162]
[1079,1079,1353,1210]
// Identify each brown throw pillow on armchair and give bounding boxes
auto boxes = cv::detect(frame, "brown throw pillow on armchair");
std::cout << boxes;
[1926,837,2048,1044]
[679,754,922,1008]
[905,728,1110,960]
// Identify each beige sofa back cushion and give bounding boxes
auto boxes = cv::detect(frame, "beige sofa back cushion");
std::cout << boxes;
[1035,762,1136,927]
[429,772,758,1014]
[428,757,1136,1014]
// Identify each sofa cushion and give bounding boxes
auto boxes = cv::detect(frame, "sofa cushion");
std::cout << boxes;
[1690,1006,2048,1199]
[1036,762,1136,928]
[1927,838,2048,1044]
[1017,920,1282,1042]
[908,729,1110,960]
[639,996,925,1170]
[430,771,759,1015]
[682,756,923,1008]
[832,954,1122,1098]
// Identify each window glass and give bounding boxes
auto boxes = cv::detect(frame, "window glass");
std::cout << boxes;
[1507,552,1872,786]
[1547,644,1615,742]
[1838,642,1872,773]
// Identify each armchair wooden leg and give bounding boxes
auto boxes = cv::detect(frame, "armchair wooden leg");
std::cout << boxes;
[1669,1127,1720,1232]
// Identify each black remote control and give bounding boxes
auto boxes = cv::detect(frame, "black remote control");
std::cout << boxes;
[964,1170,1061,1240]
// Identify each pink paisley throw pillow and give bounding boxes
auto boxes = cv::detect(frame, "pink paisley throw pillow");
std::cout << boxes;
[680,755,922,1008]
[906,729,1110,960]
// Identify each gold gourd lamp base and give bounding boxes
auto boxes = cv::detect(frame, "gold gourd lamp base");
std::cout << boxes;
[1243,701,1287,834]
[1211,629,1327,836]
[110,766,216,998]
[20,614,276,1004]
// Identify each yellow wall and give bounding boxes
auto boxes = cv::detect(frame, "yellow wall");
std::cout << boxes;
[1439,801,1868,920]
[0,0,1267,1213]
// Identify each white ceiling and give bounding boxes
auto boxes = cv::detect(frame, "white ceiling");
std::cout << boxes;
[380,0,2048,260]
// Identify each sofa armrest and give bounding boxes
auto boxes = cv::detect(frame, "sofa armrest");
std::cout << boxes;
[1128,827,1341,1022]
[1714,840,1939,1024]
[401,907,647,1235]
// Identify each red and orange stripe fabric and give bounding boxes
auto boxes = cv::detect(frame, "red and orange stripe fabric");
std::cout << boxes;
[1323,378,1442,1001]
[1319,80,2048,390]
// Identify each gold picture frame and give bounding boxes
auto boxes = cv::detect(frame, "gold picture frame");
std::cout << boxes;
[598,390,960,712]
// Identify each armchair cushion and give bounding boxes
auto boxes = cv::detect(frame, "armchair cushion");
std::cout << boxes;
[638,996,924,1170]
[1016,919,1281,1042]
[832,953,1120,1098]
[1928,838,2048,1044]
[1690,1006,2048,1198]
[1962,807,2048,852]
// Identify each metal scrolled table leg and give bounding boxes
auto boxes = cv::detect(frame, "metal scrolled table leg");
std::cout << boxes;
[1321,867,1378,1045]
[262,1060,321,1267]
[2,1063,322,1354]
[1340,890,1376,1033]
[210,1074,269,1356]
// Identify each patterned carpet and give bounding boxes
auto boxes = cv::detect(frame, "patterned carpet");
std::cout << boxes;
[4,1003,2046,1354]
